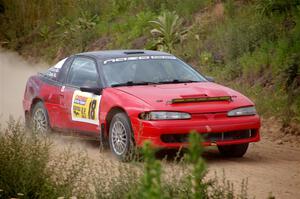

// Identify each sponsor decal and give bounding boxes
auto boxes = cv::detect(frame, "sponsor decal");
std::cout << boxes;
[71,90,101,125]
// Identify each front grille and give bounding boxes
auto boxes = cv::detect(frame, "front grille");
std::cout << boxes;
[160,129,256,143]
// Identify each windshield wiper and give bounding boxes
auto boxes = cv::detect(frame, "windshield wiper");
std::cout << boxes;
[158,79,201,84]
[111,79,201,87]
[111,81,157,87]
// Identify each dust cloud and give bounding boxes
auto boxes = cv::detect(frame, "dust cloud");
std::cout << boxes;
[0,48,47,124]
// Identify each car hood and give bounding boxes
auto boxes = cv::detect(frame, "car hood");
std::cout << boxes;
[115,82,254,113]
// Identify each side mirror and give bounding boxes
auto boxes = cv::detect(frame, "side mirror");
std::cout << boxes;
[205,76,215,82]
[80,87,102,95]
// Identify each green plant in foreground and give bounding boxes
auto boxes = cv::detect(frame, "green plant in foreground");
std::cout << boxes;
[185,131,208,199]
[132,141,164,199]
[0,120,52,199]
[132,132,209,199]
[0,120,91,199]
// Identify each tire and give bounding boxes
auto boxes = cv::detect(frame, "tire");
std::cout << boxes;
[218,143,249,158]
[109,112,135,161]
[31,101,50,135]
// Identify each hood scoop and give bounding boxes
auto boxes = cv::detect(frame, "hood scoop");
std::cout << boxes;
[171,95,232,104]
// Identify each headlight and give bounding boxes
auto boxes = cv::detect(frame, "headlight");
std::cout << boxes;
[140,111,191,120]
[227,106,257,117]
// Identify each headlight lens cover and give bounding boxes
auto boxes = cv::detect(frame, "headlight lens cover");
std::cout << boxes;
[227,106,257,117]
[140,111,191,120]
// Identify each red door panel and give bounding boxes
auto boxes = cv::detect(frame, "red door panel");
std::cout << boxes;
[60,86,101,133]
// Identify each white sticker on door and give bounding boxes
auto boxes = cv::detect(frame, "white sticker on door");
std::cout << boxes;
[71,90,101,125]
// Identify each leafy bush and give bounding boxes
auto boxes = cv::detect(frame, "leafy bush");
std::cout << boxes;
[110,11,155,48]
[109,0,213,16]
[218,10,276,61]
[0,120,91,198]
[172,0,214,17]
[256,0,300,16]
[56,11,99,53]
[0,120,52,198]
[149,11,187,53]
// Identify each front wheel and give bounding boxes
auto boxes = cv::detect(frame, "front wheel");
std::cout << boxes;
[218,143,249,158]
[109,112,135,161]
[31,101,50,134]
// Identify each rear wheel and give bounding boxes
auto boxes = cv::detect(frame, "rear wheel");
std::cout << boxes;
[218,143,249,157]
[109,112,135,161]
[31,101,50,134]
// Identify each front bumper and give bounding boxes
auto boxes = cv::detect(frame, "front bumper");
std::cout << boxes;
[132,113,260,148]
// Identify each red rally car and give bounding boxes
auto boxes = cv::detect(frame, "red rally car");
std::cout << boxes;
[23,50,260,161]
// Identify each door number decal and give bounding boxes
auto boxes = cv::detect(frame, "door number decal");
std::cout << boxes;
[71,90,101,125]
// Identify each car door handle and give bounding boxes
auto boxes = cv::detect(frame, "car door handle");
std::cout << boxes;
[59,93,65,108]
[59,86,65,99]
[60,86,65,92]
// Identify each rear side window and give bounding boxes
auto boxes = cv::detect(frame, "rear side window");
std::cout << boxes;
[57,57,73,83]
[66,57,99,87]
[44,58,67,81]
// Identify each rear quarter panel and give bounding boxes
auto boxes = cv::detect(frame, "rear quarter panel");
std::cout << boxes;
[23,75,61,128]
[23,75,43,112]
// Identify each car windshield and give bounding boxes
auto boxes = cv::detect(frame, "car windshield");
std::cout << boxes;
[102,58,207,87]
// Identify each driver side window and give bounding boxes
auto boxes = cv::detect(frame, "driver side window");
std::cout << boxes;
[66,57,99,87]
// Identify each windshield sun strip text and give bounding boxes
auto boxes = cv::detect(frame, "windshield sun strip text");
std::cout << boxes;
[103,55,177,65]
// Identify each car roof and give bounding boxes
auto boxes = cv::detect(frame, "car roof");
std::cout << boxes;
[76,50,172,60]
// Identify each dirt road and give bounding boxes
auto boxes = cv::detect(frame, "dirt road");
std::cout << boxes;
[206,140,300,198]
[0,49,299,198]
